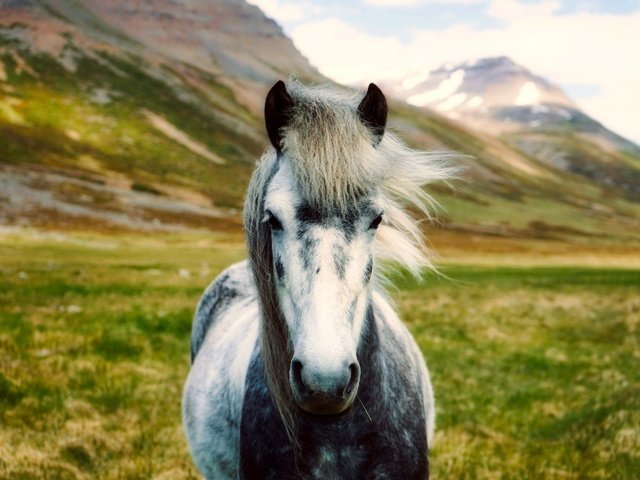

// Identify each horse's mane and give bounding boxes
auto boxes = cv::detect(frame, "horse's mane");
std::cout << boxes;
[244,80,455,446]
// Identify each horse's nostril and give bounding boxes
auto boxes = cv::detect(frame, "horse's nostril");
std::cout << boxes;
[291,359,311,395]
[342,362,360,397]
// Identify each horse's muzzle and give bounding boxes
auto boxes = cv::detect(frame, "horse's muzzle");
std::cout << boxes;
[289,358,360,414]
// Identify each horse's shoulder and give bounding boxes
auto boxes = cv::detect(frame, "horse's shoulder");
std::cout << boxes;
[190,260,256,363]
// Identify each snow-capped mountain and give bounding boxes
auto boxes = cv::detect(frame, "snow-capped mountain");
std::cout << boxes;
[390,57,609,137]
[387,56,640,198]
[395,57,573,114]
[389,56,639,164]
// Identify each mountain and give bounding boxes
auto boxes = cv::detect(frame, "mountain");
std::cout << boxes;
[389,56,627,145]
[388,57,640,200]
[1,1,639,244]
[0,0,321,230]
[391,56,576,132]
[1,0,320,110]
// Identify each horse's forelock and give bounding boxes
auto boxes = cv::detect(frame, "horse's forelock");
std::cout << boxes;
[281,82,386,212]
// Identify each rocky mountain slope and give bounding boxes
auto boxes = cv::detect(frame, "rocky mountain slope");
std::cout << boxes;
[0,0,323,230]
[1,1,639,243]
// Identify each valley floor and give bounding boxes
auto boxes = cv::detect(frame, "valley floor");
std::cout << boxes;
[0,230,638,479]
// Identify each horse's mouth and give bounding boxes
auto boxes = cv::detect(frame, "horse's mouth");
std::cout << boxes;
[293,391,358,416]
[302,401,357,419]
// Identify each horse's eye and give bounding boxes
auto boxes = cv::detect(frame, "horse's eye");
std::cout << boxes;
[268,215,283,231]
[369,214,383,230]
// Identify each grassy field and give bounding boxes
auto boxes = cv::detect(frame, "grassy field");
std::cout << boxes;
[0,230,639,479]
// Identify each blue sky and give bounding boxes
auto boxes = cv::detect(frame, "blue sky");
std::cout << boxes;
[262,0,640,38]
[248,0,640,143]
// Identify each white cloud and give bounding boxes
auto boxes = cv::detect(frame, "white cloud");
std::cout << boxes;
[289,0,640,143]
[290,18,412,84]
[246,0,305,22]
[488,0,560,21]
[363,0,422,6]
[364,0,483,5]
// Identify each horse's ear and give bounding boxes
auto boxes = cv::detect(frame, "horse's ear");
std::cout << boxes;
[357,83,387,145]
[265,80,293,151]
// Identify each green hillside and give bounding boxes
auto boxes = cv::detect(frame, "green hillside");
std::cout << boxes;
[0,32,258,206]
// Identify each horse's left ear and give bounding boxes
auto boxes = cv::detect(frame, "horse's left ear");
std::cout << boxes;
[357,83,387,145]
[265,80,294,151]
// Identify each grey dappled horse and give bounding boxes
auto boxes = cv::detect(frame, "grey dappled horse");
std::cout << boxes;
[183,80,452,479]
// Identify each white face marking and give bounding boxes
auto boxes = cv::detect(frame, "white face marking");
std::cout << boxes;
[263,161,382,402]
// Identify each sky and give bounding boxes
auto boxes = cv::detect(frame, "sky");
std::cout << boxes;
[247,0,640,144]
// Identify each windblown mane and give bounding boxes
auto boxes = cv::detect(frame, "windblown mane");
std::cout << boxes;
[244,80,455,444]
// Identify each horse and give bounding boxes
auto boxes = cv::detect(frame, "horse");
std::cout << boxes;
[182,79,453,479]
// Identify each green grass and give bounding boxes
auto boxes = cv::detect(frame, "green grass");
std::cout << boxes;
[398,266,640,478]
[0,232,638,479]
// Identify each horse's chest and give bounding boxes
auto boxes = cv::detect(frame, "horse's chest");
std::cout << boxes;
[300,443,367,479]
[239,356,427,479]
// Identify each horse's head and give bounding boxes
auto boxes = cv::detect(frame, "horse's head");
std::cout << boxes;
[246,80,450,425]
[260,81,388,415]
[263,168,380,414]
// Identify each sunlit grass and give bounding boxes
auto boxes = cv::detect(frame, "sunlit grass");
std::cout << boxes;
[0,231,638,478]
[398,267,640,478]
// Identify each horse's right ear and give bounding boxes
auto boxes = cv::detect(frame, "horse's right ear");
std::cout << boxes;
[265,80,293,151]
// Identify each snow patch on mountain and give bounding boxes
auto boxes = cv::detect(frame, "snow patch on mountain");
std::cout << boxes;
[406,69,465,107]
[467,95,484,108]
[516,81,541,106]
[401,70,430,91]
[437,93,468,112]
